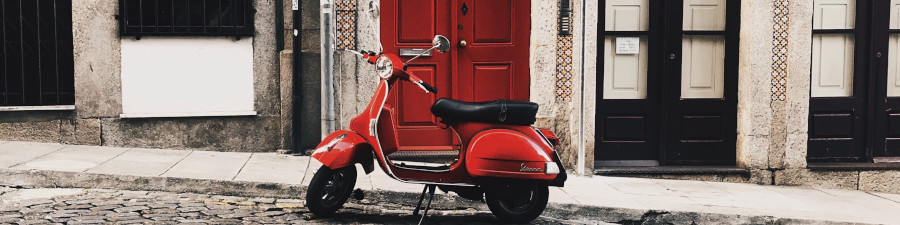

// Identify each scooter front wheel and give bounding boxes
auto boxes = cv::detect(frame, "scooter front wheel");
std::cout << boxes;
[305,165,357,217]
[485,183,549,224]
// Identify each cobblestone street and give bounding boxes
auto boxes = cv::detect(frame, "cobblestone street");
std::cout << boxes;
[0,186,597,225]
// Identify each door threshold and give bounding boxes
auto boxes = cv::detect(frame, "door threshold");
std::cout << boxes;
[595,160,659,167]
[594,166,749,176]
[807,162,900,171]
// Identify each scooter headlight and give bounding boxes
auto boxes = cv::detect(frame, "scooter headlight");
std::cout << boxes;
[375,56,393,79]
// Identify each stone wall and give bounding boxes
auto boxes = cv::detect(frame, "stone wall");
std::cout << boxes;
[0,0,292,152]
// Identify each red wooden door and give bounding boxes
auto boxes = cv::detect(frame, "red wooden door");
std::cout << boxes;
[380,0,530,151]
[457,0,531,102]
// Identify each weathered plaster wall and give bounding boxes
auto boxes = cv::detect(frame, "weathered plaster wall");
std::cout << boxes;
[735,0,775,184]
[583,0,598,176]
[1,0,291,152]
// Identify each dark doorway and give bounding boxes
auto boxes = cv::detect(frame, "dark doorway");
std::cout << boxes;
[596,0,739,166]
[809,0,900,162]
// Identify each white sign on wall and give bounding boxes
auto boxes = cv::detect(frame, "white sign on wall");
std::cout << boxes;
[120,37,256,118]
[616,37,640,55]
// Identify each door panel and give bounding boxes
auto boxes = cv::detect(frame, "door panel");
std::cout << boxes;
[596,0,660,163]
[680,35,725,99]
[472,63,513,101]
[397,0,436,43]
[381,0,531,151]
[682,0,726,31]
[603,36,648,99]
[471,0,512,44]
[381,0,455,150]
[664,0,737,165]
[606,0,649,31]
[811,34,855,97]
[874,0,900,158]
[457,0,530,102]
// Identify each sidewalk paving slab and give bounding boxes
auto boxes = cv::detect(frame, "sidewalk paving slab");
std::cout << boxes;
[233,153,307,184]
[872,192,900,203]
[161,151,251,180]
[1,141,900,224]
[11,145,128,172]
[0,141,66,168]
[86,148,191,177]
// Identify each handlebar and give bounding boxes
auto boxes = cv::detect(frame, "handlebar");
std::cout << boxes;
[413,81,438,94]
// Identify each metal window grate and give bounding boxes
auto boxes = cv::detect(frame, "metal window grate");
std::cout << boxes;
[119,0,255,37]
[1,0,75,107]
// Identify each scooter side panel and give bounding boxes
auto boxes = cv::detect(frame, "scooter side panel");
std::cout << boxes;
[311,130,375,174]
[465,129,557,180]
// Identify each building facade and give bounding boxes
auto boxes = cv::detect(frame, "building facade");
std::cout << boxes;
[327,0,900,193]
[0,0,307,152]
[1,0,899,193]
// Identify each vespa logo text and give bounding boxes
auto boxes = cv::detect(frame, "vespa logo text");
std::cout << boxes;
[520,163,542,172]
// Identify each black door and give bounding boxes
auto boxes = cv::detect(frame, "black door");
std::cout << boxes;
[596,0,663,164]
[597,0,739,166]
[869,0,900,160]
[808,0,900,162]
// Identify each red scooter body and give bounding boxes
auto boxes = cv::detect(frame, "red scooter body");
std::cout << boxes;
[306,36,565,224]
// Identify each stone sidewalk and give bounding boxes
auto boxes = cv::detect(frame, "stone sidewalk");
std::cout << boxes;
[1,141,899,224]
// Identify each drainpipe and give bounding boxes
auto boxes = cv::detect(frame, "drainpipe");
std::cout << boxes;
[577,0,587,175]
[321,0,337,135]
[291,0,303,153]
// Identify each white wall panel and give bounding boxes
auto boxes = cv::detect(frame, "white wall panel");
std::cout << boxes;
[681,36,725,99]
[120,37,255,118]
[604,36,648,99]
[683,0,726,31]
[811,34,855,97]
[605,0,649,31]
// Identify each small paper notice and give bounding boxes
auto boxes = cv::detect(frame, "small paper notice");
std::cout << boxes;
[292,0,298,10]
[615,37,640,55]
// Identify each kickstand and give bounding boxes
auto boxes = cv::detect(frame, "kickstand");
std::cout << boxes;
[416,185,437,225]
[412,185,428,216]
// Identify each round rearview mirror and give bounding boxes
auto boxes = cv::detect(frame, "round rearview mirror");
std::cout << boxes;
[368,1,380,18]
[433,35,451,53]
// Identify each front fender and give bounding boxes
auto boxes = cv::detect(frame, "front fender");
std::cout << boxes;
[312,130,375,174]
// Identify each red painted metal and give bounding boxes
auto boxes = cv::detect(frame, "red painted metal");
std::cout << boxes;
[310,130,374,173]
[314,48,561,185]
[312,0,557,187]
[538,128,559,146]
[465,128,556,180]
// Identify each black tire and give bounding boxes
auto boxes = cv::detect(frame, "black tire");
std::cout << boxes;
[305,165,357,217]
[485,184,549,224]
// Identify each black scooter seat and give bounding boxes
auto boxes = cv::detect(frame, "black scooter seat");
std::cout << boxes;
[430,98,538,126]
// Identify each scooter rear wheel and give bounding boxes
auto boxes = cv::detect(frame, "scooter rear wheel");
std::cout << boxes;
[485,183,549,224]
[306,165,357,217]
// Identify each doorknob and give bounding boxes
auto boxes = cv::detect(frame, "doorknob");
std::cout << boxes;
[459,40,467,47]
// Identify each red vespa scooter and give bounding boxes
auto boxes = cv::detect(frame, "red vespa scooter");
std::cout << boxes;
[305,35,566,224]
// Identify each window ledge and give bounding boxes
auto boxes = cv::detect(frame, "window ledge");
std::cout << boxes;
[120,111,257,118]
[595,166,749,176]
[0,105,75,112]
[808,163,900,171]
